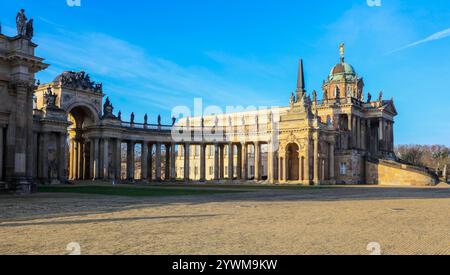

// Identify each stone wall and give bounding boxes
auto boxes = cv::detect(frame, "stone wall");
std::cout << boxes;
[366,159,438,186]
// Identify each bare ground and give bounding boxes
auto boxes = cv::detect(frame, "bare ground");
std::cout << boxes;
[0,184,449,255]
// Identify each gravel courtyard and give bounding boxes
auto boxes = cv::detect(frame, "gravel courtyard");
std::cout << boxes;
[0,184,449,255]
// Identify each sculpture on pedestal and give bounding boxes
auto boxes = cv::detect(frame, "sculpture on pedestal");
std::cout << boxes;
[44,87,58,109]
[16,9,27,36]
[25,19,33,40]
[102,97,116,119]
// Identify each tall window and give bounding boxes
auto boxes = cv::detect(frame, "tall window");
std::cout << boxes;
[340,162,347,175]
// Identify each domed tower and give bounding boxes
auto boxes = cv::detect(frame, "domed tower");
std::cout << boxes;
[322,43,364,102]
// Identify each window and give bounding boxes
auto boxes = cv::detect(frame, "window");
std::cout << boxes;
[194,166,198,176]
[340,162,347,175]
[209,166,213,176]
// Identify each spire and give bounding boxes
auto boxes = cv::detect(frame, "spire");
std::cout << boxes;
[339,43,345,63]
[296,59,306,94]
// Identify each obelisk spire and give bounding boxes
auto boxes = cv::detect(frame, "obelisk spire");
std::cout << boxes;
[296,59,306,96]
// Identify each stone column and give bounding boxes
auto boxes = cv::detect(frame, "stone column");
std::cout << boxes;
[170,143,176,180]
[241,143,248,181]
[228,143,234,181]
[74,140,79,180]
[68,140,73,180]
[127,141,135,180]
[357,117,361,149]
[254,142,261,181]
[214,144,220,180]
[155,143,162,181]
[200,144,206,182]
[347,114,353,149]
[93,138,100,180]
[184,143,190,181]
[141,142,148,181]
[0,127,3,180]
[82,142,88,180]
[284,156,288,182]
[81,141,87,180]
[313,137,319,185]
[268,143,274,182]
[89,140,94,179]
[58,133,67,181]
[11,82,34,192]
[41,133,49,181]
[115,139,122,180]
[391,122,395,152]
[102,139,109,180]
[148,144,153,180]
[329,143,335,180]
[278,156,282,181]
[379,118,383,141]
[219,144,224,179]
[298,155,303,182]
[361,119,366,151]
[165,144,171,181]
[305,142,310,184]
[236,144,242,180]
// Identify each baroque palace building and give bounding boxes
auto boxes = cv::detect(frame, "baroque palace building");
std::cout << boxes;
[0,10,438,194]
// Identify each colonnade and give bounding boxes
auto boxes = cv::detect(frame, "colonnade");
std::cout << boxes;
[339,114,394,155]
[69,137,178,182]
[178,141,269,182]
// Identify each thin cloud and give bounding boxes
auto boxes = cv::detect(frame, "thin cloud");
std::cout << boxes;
[34,28,274,117]
[389,28,450,54]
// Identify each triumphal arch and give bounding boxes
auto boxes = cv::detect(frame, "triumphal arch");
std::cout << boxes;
[0,10,439,194]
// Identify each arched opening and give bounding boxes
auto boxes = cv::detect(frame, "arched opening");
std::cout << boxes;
[287,143,300,181]
[67,105,98,181]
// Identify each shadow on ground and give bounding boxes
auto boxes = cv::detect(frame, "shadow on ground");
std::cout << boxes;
[1,185,449,223]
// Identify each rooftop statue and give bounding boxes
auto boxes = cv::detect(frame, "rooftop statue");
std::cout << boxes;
[378,91,383,102]
[16,9,27,36]
[102,97,116,119]
[55,71,103,92]
[25,19,33,40]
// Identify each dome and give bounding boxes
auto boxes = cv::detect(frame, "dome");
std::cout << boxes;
[329,62,356,81]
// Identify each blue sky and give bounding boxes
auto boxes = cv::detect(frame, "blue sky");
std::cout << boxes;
[1,0,449,145]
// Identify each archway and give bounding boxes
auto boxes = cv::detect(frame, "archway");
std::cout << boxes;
[67,105,98,180]
[287,143,300,181]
